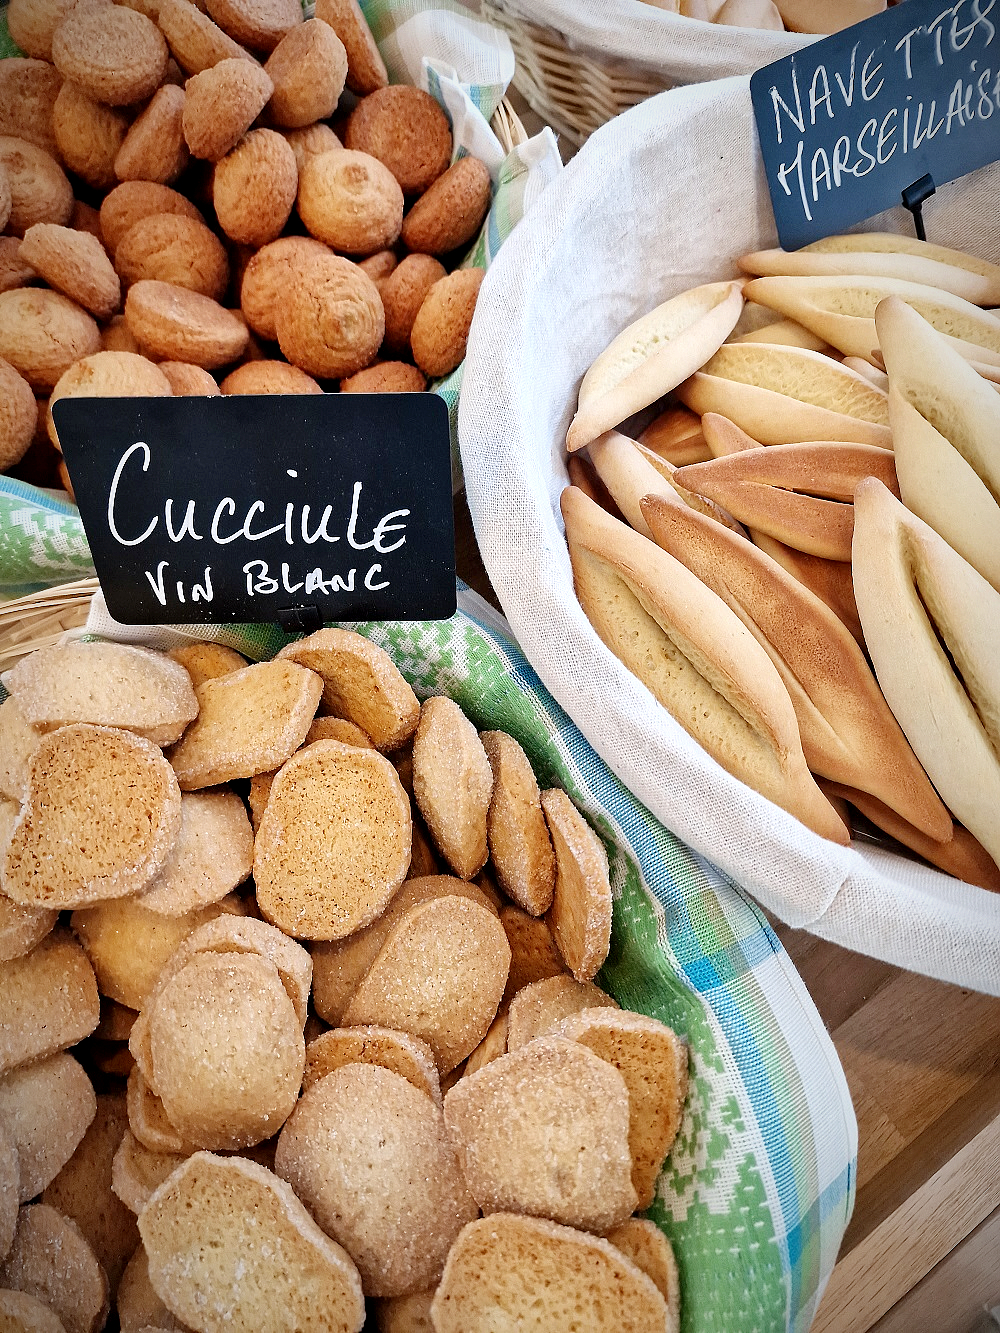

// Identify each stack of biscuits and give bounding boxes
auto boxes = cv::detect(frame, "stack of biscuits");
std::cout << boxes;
[0,0,493,489]
[0,630,687,1331]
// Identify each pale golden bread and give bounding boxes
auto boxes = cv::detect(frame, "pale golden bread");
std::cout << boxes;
[499,905,567,1003]
[111,1131,186,1216]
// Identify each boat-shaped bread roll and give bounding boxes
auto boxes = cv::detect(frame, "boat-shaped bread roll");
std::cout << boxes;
[852,477,1000,865]
[560,484,848,844]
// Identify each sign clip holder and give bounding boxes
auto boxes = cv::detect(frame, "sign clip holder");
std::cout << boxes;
[901,173,935,241]
[276,605,324,635]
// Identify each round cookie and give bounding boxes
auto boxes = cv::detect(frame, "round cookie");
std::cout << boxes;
[276,252,384,379]
[0,358,38,472]
[357,249,397,282]
[377,253,446,353]
[69,199,104,243]
[264,19,348,128]
[298,148,404,255]
[220,361,323,394]
[400,155,492,255]
[0,288,101,392]
[239,234,331,340]
[52,4,169,107]
[114,213,230,302]
[99,181,204,257]
[157,361,221,395]
[5,0,78,62]
[181,58,274,162]
[345,86,451,195]
[0,58,63,158]
[52,80,131,191]
[0,237,35,294]
[205,0,303,52]
[212,128,297,246]
[156,0,259,75]
[314,0,388,95]
[410,267,485,378]
[279,121,341,174]
[340,362,426,394]
[0,137,74,238]
[47,352,173,449]
[18,224,121,321]
[114,85,189,185]
[0,167,10,234]
[101,315,141,354]
[124,280,250,368]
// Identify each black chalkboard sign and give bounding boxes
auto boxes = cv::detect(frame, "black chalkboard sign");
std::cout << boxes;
[54,394,457,626]
[751,0,1000,250]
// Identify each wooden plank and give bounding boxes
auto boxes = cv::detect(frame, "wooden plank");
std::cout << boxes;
[870,1206,1000,1333]
[811,1111,1000,1333]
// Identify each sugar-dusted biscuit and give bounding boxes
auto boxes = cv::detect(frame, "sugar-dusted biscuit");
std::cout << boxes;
[409,266,485,379]
[0,883,58,967]
[605,1217,681,1325]
[51,81,131,191]
[340,362,426,394]
[0,929,99,1076]
[156,0,258,75]
[0,1054,96,1203]
[373,1291,434,1333]
[3,643,197,746]
[125,1068,197,1156]
[276,251,383,378]
[0,1203,109,1333]
[111,1132,185,1217]
[505,973,617,1052]
[41,1091,139,1298]
[213,129,297,246]
[277,628,419,752]
[255,739,411,940]
[540,788,613,982]
[116,1243,188,1333]
[47,353,174,449]
[346,87,450,198]
[52,3,169,106]
[114,85,188,186]
[313,0,387,95]
[182,59,274,162]
[298,149,404,256]
[0,137,73,238]
[205,0,303,52]
[400,156,491,255]
[100,181,204,257]
[342,895,510,1072]
[167,642,246,686]
[124,280,249,370]
[304,716,373,748]
[550,1007,689,1210]
[115,213,229,301]
[239,235,330,340]
[167,659,321,789]
[0,1287,66,1332]
[499,906,566,1003]
[138,1152,366,1330]
[274,1065,477,1297]
[5,0,77,63]
[18,224,120,321]
[443,1036,637,1232]
[0,360,37,474]
[431,1214,670,1332]
[0,59,63,158]
[138,791,253,916]
[462,1007,507,1078]
[309,874,496,1025]
[71,892,247,1011]
[265,19,347,127]
[1,1121,19,1261]
[0,289,99,393]
[279,121,341,174]
[412,695,493,879]
[302,1026,441,1104]
[480,730,555,915]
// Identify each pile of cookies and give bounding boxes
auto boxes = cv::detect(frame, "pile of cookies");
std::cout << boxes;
[0,0,493,489]
[0,629,687,1331]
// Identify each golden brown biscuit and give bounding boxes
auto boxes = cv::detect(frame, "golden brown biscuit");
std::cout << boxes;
[6,0,78,62]
[302,1026,441,1103]
[0,1202,110,1333]
[111,1131,186,1216]
[505,973,617,1051]
[213,128,297,246]
[279,121,342,174]
[373,1290,434,1332]
[114,213,229,301]
[52,3,169,106]
[116,1243,188,1333]
[99,181,204,257]
[166,640,246,684]
[0,928,100,1077]
[0,58,63,158]
[346,86,451,195]
[0,288,100,392]
[264,19,348,128]
[47,352,173,448]
[0,137,74,237]
[137,790,254,916]
[182,58,273,162]
[400,156,491,254]
[156,360,221,395]
[340,362,426,393]
[205,0,303,52]
[480,730,556,915]
[220,360,323,394]
[0,1286,68,1333]
[499,905,566,1003]
[157,0,258,75]
[0,358,38,472]
[0,165,11,233]
[18,224,120,321]
[410,266,484,379]
[357,249,397,281]
[541,788,613,983]
[70,201,102,246]
[314,0,387,95]
[376,252,445,353]
[0,882,57,966]
[0,1054,96,1205]
[298,148,404,255]
[52,81,131,191]
[239,234,330,340]
[115,85,188,185]
[0,236,36,294]
[411,695,493,880]
[276,251,383,379]
[0,699,42,804]
[101,315,141,354]
[124,280,249,369]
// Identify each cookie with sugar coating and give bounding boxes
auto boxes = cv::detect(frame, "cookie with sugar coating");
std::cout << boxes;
[541,787,612,982]
[481,730,555,915]
[18,224,120,321]
[302,1026,441,1104]
[138,1152,366,1331]
[116,1243,188,1332]
[137,790,253,915]
[605,1217,681,1327]
[0,1203,109,1333]
[167,640,246,686]
[0,1120,16,1263]
[505,973,617,1051]
[499,905,565,1003]
[111,1130,185,1216]
[412,695,493,879]
[0,1287,67,1332]
[0,878,58,967]
[0,1053,96,1203]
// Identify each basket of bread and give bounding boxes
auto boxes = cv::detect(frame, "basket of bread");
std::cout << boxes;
[0,586,855,1329]
[459,73,1000,997]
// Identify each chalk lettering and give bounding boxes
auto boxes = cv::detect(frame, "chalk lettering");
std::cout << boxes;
[978,65,996,113]
[770,66,804,143]
[108,443,157,547]
[776,139,811,219]
[191,568,213,602]
[810,146,832,201]
[833,44,860,105]
[244,560,279,596]
[861,49,885,99]
[877,105,898,160]
[810,65,834,122]
[365,564,389,591]
[281,563,304,594]
[164,498,201,543]
[945,75,973,128]
[145,560,169,606]
[928,6,964,66]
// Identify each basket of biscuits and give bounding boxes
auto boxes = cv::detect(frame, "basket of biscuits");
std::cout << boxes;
[0,587,856,1330]
[459,74,1000,998]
